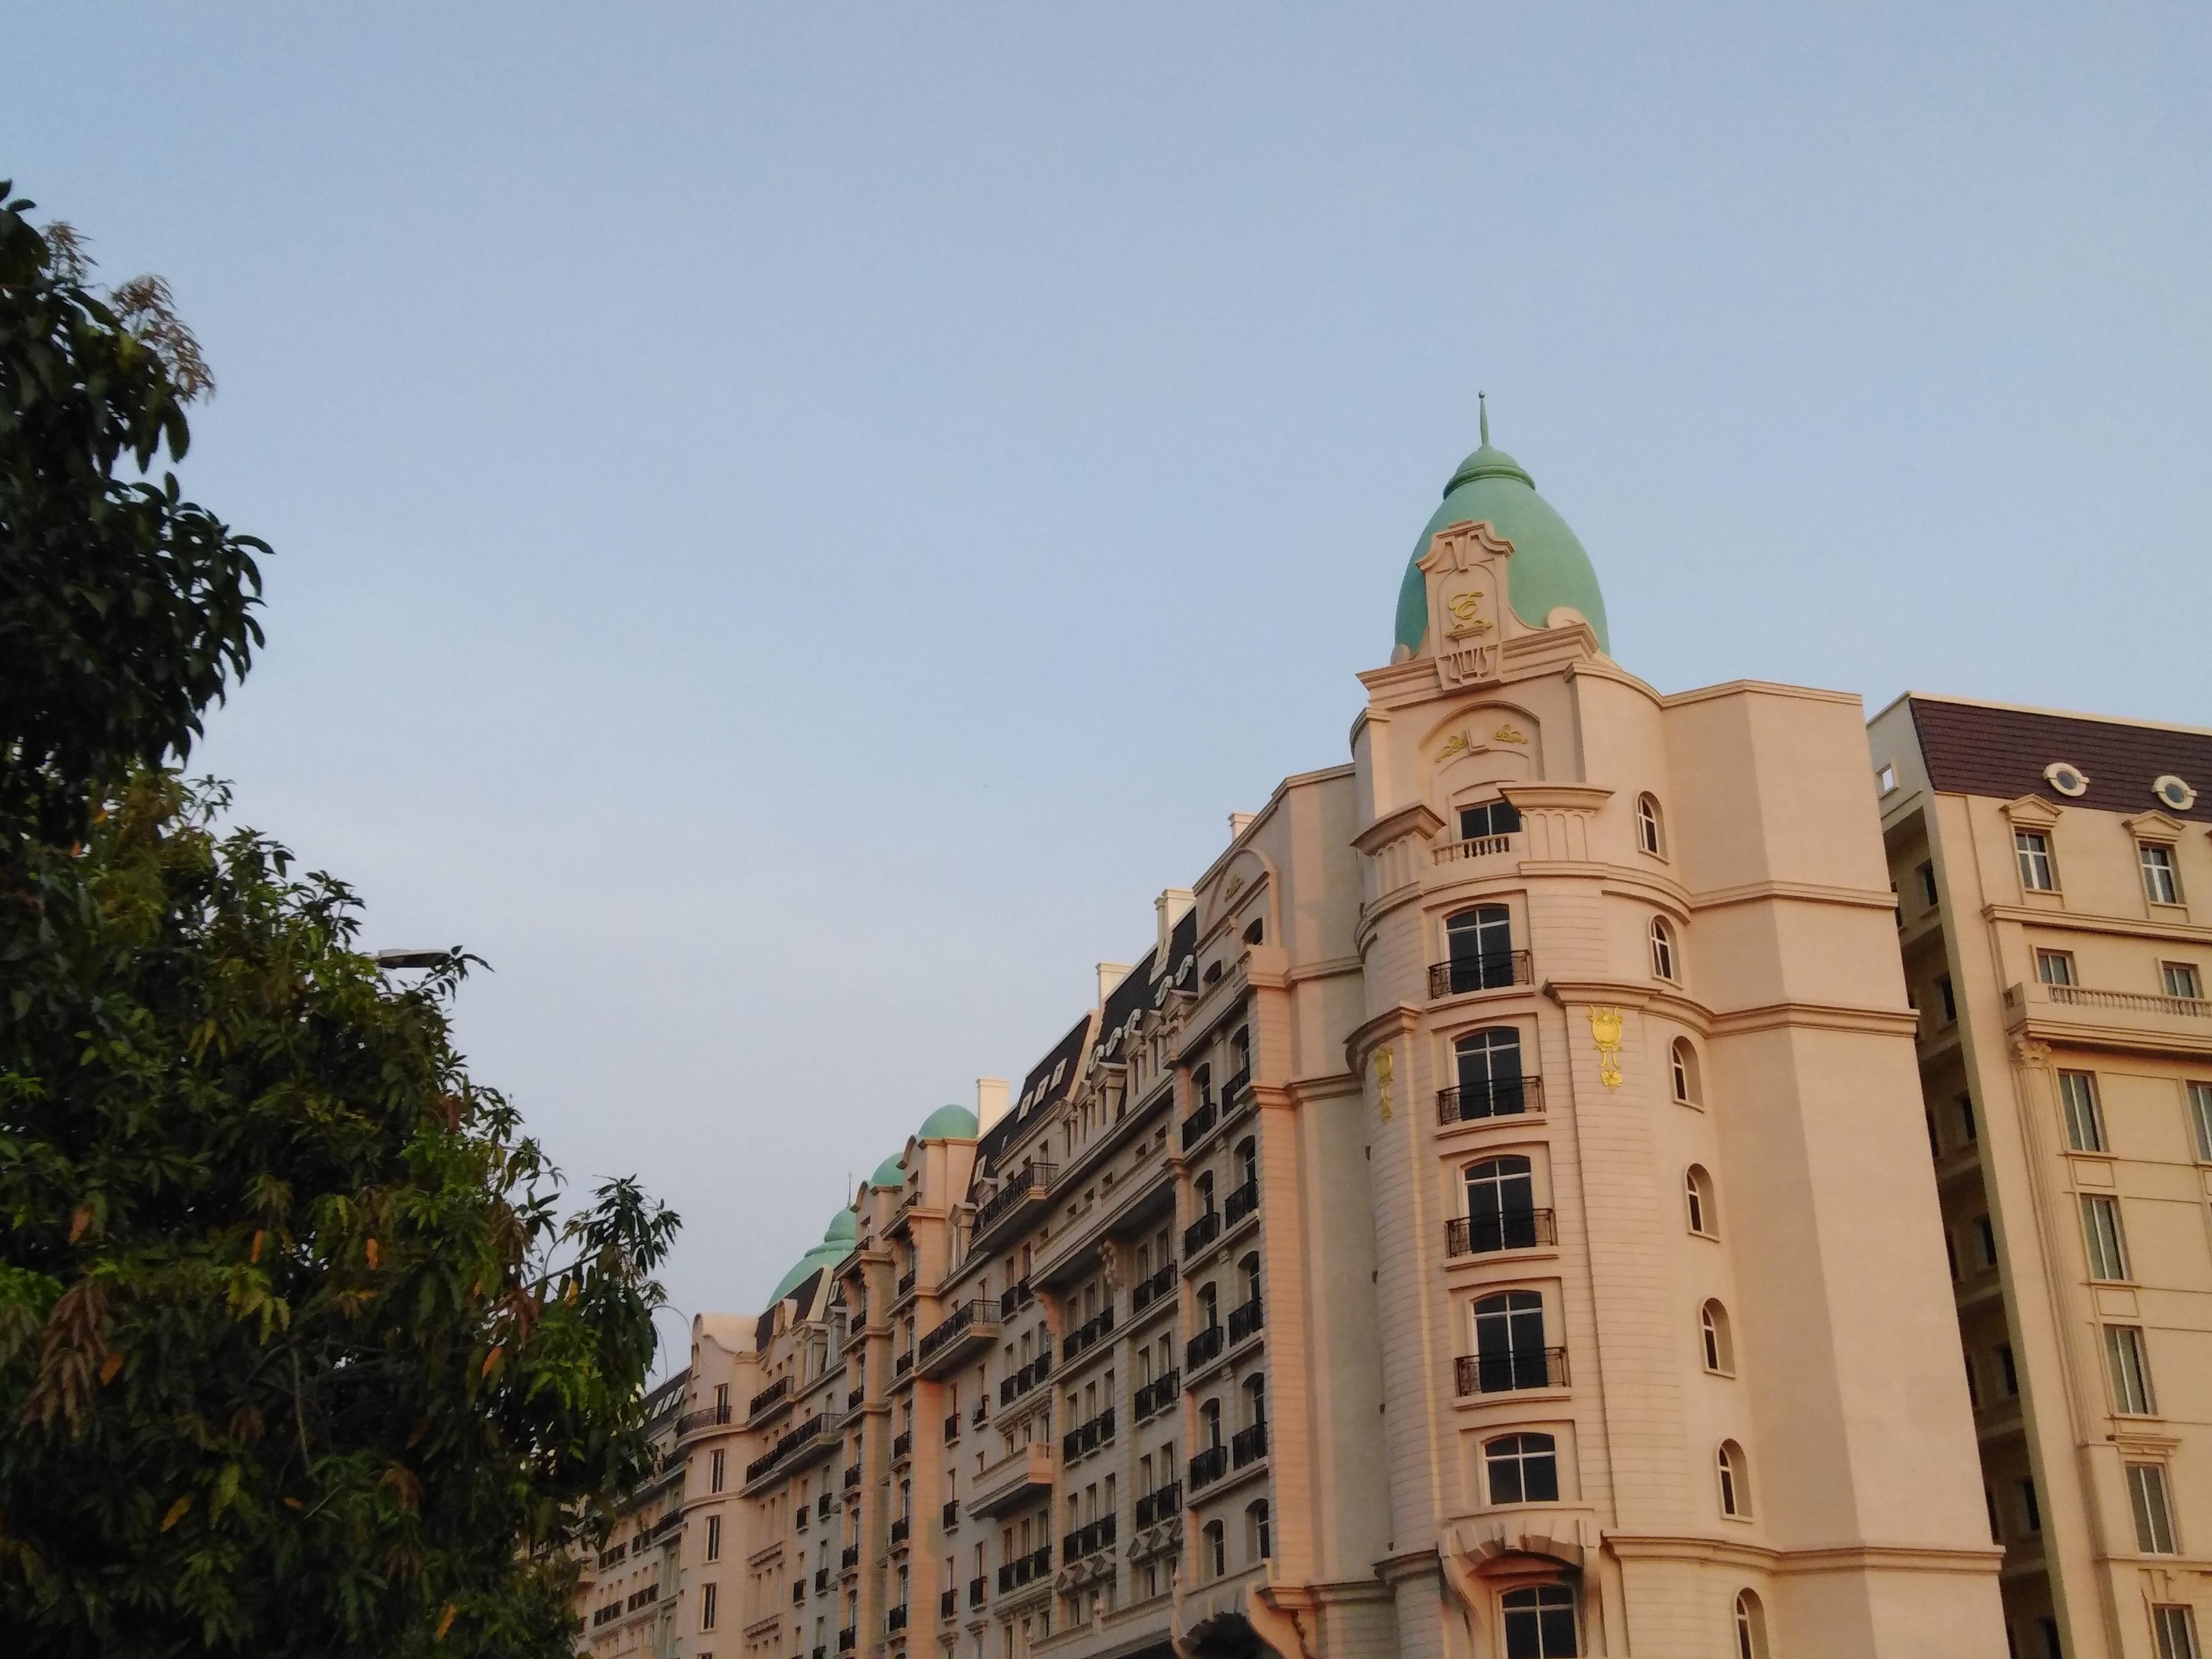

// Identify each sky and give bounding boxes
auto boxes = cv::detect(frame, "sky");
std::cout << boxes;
[12,3,2210,1366]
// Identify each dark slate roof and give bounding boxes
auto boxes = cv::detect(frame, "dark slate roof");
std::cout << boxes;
[977,1014,1094,1170]
[1910,698,2212,824]
[755,1265,825,1350]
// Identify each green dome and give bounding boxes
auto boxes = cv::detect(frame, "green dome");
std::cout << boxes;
[917,1103,979,1139]
[869,1153,908,1188]
[1393,426,1609,657]
[822,1209,858,1244]
[769,1240,849,1304]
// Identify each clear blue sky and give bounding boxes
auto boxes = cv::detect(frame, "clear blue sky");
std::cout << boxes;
[13,4,2209,1359]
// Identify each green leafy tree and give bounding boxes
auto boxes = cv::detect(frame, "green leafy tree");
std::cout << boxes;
[0,186,679,1657]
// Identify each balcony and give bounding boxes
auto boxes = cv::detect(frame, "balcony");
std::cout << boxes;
[889,1515,910,1546]
[1224,1179,1259,1230]
[999,1352,1050,1407]
[842,1464,862,1491]
[1428,951,1533,1000]
[1433,832,1517,864]
[1189,1444,1228,1491]
[1437,1075,1545,1124]
[892,1430,912,1462]
[2002,979,2212,1052]
[1134,1369,1180,1421]
[1446,1209,1556,1257]
[817,1493,833,1520]
[793,1581,806,1605]
[745,1412,830,1488]
[940,1588,959,1621]
[1227,1297,1264,1346]
[796,1505,810,1532]
[1231,1421,1268,1468]
[996,1545,1055,1592]
[970,1400,988,1430]
[1061,1407,1115,1462]
[1180,1097,1217,1149]
[815,1647,826,1659]
[1187,1324,1225,1371]
[969,1576,986,1608]
[1062,1514,1116,1560]
[895,1267,917,1300]
[1001,1277,1037,1316]
[895,1350,915,1379]
[846,1386,864,1411]
[1131,1261,1176,1315]
[887,1605,908,1633]
[1134,1482,1182,1527]
[1183,1210,1221,1257]
[971,1162,1056,1248]
[968,1441,1056,1520]
[1456,1347,1570,1395]
[943,1411,960,1444]
[815,1569,830,1594]
[749,1376,793,1421]
[941,1498,959,1530]
[1062,1305,1116,1363]
[837,1628,856,1653]
[676,1402,733,1439]
[840,1543,860,1571]
[917,1298,1003,1379]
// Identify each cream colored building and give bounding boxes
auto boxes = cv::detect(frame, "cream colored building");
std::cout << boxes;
[1869,696,2212,1659]
[583,421,2053,1659]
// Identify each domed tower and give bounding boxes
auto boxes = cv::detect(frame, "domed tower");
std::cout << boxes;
[1342,417,2001,1658]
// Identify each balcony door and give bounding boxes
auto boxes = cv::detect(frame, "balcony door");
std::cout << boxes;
[1445,906,1516,994]
[1465,1157,1540,1253]
[1455,1028,1525,1117]
[1472,1290,1550,1391]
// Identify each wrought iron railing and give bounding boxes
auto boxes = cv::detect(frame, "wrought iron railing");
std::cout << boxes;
[1445,1209,1556,1257]
[1437,1075,1544,1123]
[1427,950,1533,999]
[1455,1347,1570,1395]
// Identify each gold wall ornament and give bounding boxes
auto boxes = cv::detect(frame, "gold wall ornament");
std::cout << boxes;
[1437,732,1469,760]
[1588,1006,1624,1089]
[1374,1045,1395,1120]
[1223,874,1245,902]
[1493,724,1528,745]
[1444,592,1493,639]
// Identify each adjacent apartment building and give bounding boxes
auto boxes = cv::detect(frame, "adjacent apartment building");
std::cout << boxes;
[1870,697,2212,1659]
[575,421,2208,1659]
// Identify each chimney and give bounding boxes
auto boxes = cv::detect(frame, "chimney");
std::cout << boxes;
[1228,811,1257,841]
[976,1077,1010,1132]
[1156,888,1194,961]
[1097,963,1133,1005]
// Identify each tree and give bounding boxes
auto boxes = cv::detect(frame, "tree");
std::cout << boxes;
[0,186,679,1657]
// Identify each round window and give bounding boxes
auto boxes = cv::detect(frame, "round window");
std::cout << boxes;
[2043,762,2089,798]
[2154,775,2197,812]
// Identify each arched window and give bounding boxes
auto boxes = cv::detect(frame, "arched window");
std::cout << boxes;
[1195,1171,1215,1217]
[1649,916,1679,982]
[1231,1026,1251,1077]
[1470,1291,1551,1393]
[1499,1584,1578,1657]
[1733,1589,1768,1659]
[1199,1397,1222,1449]
[1700,1301,1734,1374]
[1195,1282,1218,1332]
[1637,793,1665,857]
[1668,1038,1701,1107]
[1685,1166,1718,1237]
[1483,1432,1560,1505]
[1235,1136,1259,1190]
[1453,1027,1528,1120]
[1192,1063,1212,1108]
[1461,1156,1541,1255]
[1242,918,1264,946]
[1247,1498,1271,1560]
[1444,904,1517,994]
[1243,1372,1267,1427]
[1237,1253,1262,1308]
[1718,1440,1751,1518]
[1202,1518,1225,1577]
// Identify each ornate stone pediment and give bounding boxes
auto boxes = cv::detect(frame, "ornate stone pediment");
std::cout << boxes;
[1416,520,1517,691]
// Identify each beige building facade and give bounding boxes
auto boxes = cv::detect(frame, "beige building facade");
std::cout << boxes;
[1869,696,2212,1659]
[569,423,2212,1659]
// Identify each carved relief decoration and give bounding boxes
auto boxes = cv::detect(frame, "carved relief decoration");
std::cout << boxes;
[1588,1007,1624,1089]
[1417,521,1518,692]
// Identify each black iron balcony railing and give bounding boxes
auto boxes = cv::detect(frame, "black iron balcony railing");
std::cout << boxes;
[1001,1277,1036,1315]
[1186,1324,1225,1370]
[1180,1097,1217,1149]
[596,1541,628,1570]
[797,1506,810,1532]
[1445,1209,1557,1257]
[1227,1296,1264,1344]
[1429,951,1533,999]
[1134,1369,1180,1421]
[837,1627,855,1653]
[969,1576,986,1607]
[1060,1407,1115,1462]
[1437,1074,1544,1124]
[842,1464,861,1490]
[942,1498,959,1530]
[971,1400,988,1429]
[1456,1347,1570,1395]
[1224,1179,1259,1229]
[1188,1444,1228,1491]
[1131,1260,1176,1313]
[793,1580,805,1605]
[1218,1067,1251,1111]
[1134,1482,1182,1527]
[943,1411,960,1444]
[846,1385,864,1410]
[817,1492,832,1519]
[888,1603,908,1632]
[973,1163,1056,1238]
[745,1412,826,1484]
[895,1350,914,1378]
[1183,1210,1220,1256]
[1062,1514,1116,1560]
[749,1375,792,1419]
[813,1646,826,1659]
[1061,1305,1116,1362]
[896,1268,917,1299]
[889,1515,910,1546]
[940,1587,958,1620]
[892,1430,912,1461]
[919,1298,997,1366]
[840,1543,860,1571]
[1028,1544,1052,1578]
[815,1569,829,1594]
[1231,1420,1268,1468]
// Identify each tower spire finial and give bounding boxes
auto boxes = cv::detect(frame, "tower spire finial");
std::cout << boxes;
[1478,389,1489,447]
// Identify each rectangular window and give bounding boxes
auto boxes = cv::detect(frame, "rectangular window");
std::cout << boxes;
[2154,1604,2201,1659]
[1957,1094,1977,1143]
[1938,975,1957,1024]
[706,1514,722,1561]
[1919,861,1938,907]
[701,1581,718,1631]
[2083,1195,2130,1281]
[1975,1215,1998,1268]
[2106,1325,2156,1415]
[2142,843,2182,905]
[710,1449,726,1493]
[2019,1477,2041,1534]
[2190,1082,2212,1164]
[1997,1342,2019,1399]
[2164,962,2204,1000]
[2059,1071,2105,1153]
[2016,830,2056,892]
[2129,1463,2179,1554]
[2036,949,2075,986]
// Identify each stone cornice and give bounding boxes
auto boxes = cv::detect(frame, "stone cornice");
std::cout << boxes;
[1352,801,1446,857]
[1343,1003,1423,1071]
[1982,904,2212,945]
[1603,1533,2004,1577]
[1656,676,1863,711]
[1688,879,1901,915]
[1499,783,1613,814]
[1708,1001,1922,1039]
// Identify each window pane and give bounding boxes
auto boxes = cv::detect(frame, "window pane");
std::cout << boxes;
[2129,1463,2177,1554]
[2083,1196,2128,1281]
[2190,1084,2212,1164]
[2016,831,2054,891]
[2036,950,2074,986]
[2142,844,2180,904]
[2060,1073,2105,1153]
[2154,1605,2200,1659]
[2107,1325,2156,1415]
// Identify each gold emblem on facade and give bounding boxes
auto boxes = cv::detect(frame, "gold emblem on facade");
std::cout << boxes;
[1444,592,1493,639]
[1493,725,1528,745]
[1374,1045,1395,1120]
[1438,732,1469,759]
[1588,1006,1624,1089]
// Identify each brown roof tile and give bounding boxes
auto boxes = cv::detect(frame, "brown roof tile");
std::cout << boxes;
[1908,698,2212,824]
